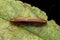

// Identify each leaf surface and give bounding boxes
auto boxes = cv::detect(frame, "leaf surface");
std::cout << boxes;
[0,0,60,40]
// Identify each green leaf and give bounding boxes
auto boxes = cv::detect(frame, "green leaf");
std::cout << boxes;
[0,0,60,40]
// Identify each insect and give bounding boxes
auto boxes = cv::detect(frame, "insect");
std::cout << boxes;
[10,17,47,25]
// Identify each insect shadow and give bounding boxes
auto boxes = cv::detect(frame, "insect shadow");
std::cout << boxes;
[10,22,47,27]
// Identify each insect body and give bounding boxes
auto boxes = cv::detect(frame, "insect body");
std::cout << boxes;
[10,17,47,25]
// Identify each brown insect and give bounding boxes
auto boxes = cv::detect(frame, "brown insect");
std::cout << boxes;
[10,17,47,25]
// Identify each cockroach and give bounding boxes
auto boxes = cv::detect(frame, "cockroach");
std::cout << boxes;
[10,17,47,26]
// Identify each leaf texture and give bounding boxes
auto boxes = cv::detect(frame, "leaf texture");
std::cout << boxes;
[0,0,60,40]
